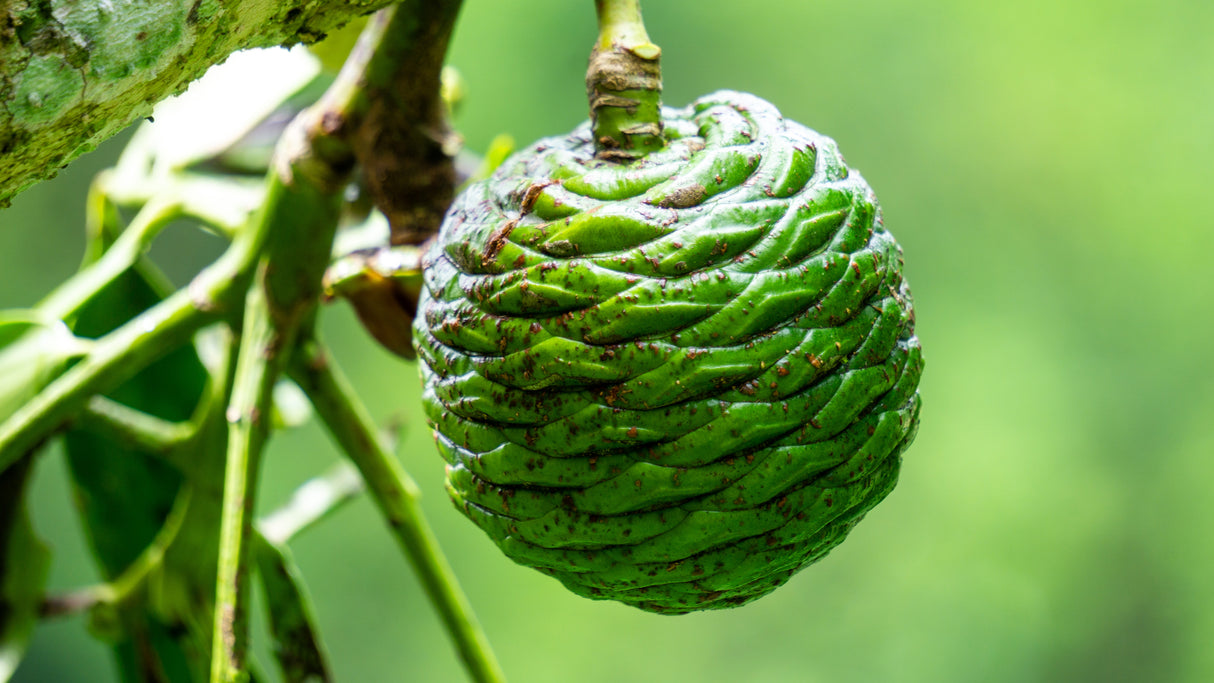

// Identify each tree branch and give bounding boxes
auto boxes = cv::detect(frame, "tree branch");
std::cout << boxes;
[0,0,396,207]
[209,96,355,683]
[75,395,198,461]
[345,0,465,246]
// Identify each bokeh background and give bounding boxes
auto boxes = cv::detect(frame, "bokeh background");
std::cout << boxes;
[5,0,1214,680]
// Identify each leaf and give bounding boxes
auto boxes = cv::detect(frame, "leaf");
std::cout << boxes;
[253,534,332,683]
[0,456,51,683]
[62,257,213,682]
[65,270,205,572]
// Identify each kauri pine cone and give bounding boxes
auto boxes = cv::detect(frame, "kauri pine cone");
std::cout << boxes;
[415,91,923,614]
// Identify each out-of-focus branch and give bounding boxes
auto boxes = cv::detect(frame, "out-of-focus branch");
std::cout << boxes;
[344,0,466,246]
[258,462,364,546]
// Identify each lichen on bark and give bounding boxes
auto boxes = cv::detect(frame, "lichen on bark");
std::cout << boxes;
[0,0,395,208]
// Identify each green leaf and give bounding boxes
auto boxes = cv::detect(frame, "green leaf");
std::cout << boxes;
[62,254,212,682]
[0,457,51,683]
[253,534,332,683]
[65,270,204,574]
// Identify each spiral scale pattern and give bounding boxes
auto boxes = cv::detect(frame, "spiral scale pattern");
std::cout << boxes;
[416,91,923,614]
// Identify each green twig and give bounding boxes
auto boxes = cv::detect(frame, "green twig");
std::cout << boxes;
[80,172,183,299]
[210,33,361,676]
[210,281,283,683]
[289,339,506,683]
[0,285,225,470]
[0,158,284,470]
[252,532,334,682]
[342,0,466,246]
[207,10,475,669]
[82,173,126,262]
[588,0,664,160]
[38,196,183,320]
[75,396,198,462]
[41,486,192,619]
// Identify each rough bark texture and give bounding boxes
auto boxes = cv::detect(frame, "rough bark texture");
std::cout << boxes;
[0,0,394,208]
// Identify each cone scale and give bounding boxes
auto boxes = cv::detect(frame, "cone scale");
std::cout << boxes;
[415,90,923,614]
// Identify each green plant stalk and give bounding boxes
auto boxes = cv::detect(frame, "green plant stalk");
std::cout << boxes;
[4,0,467,472]
[289,339,505,683]
[588,0,663,160]
[210,278,281,683]
[44,168,252,327]
[75,396,198,462]
[59,386,359,550]
[77,172,185,306]
[82,173,126,263]
[41,486,192,620]
[8,1,492,679]
[259,462,364,546]
[210,150,348,681]
[342,0,465,246]
[0,84,353,471]
[251,531,333,682]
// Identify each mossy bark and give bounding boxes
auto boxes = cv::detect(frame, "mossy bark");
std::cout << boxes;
[0,0,395,208]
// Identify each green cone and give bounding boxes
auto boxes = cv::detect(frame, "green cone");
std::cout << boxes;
[415,91,923,614]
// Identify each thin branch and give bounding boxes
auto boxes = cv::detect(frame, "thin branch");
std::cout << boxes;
[209,95,359,682]
[209,9,385,671]
[252,532,334,682]
[345,0,466,246]
[258,462,365,546]
[210,282,283,683]
[41,486,193,619]
[588,0,664,160]
[75,396,198,462]
[81,173,127,264]
[38,196,184,320]
[40,587,106,620]
[0,283,227,470]
[207,10,481,670]
[0,141,298,469]
[44,444,363,623]
[289,339,506,683]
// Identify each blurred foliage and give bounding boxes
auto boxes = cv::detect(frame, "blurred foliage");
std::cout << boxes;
[2,0,1212,681]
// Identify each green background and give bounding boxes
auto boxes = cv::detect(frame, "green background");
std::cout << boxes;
[5,0,1214,680]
